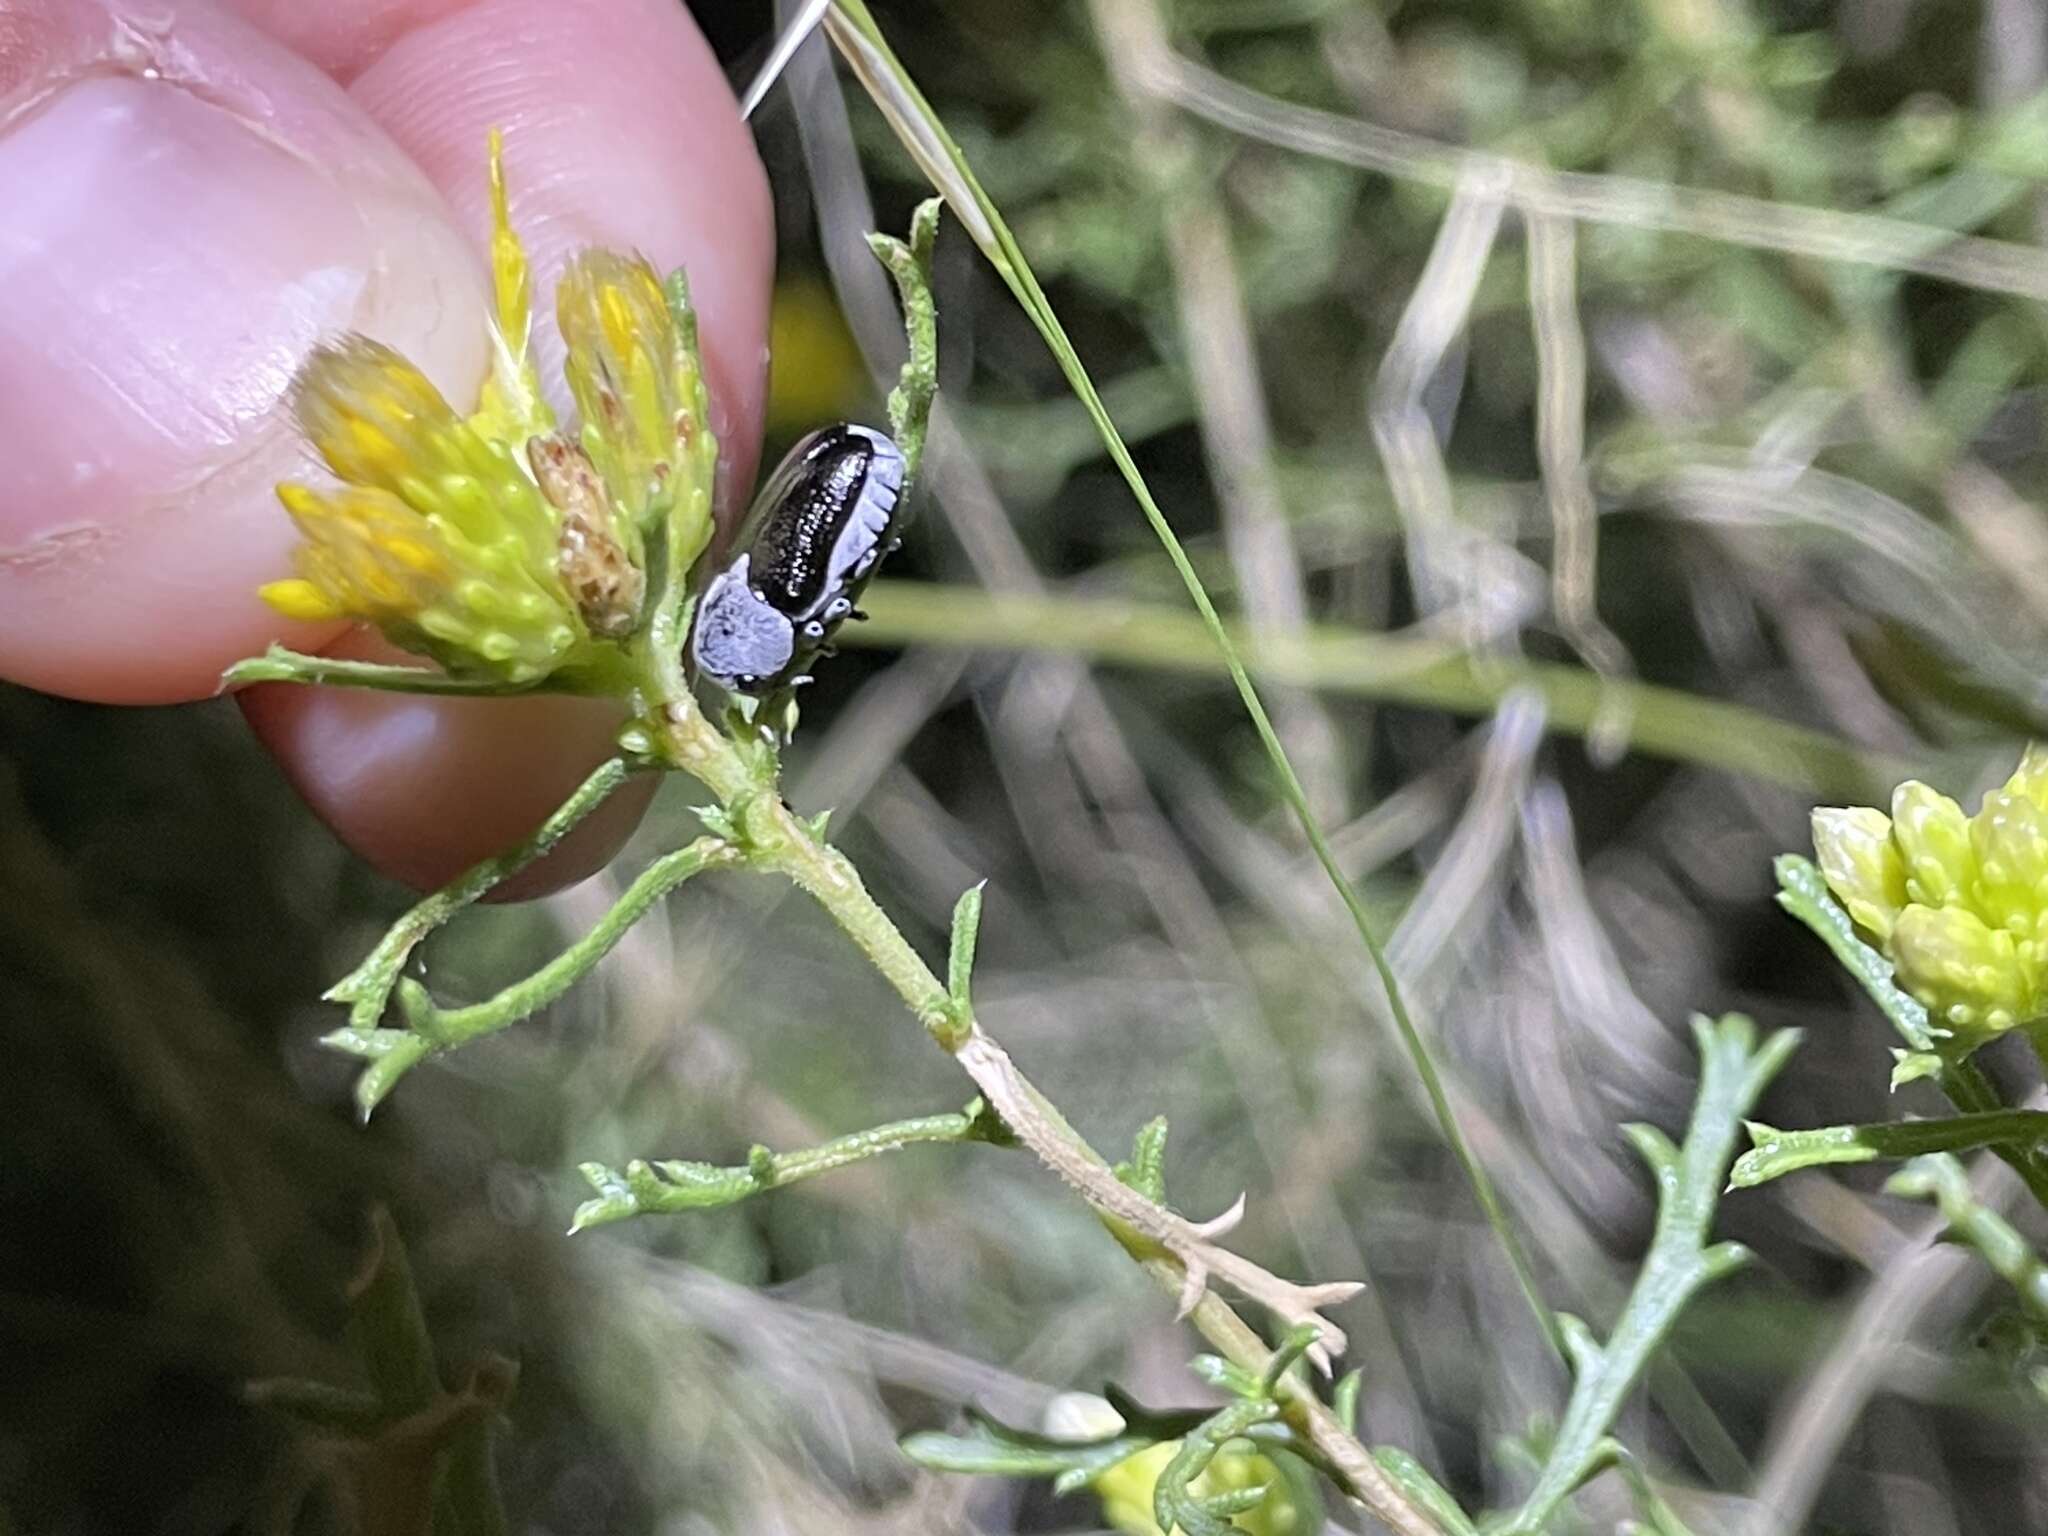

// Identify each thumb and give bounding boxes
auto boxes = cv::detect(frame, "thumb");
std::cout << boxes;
[0,0,491,705]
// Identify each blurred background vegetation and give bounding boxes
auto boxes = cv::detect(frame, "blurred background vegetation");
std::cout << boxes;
[12,0,2048,1530]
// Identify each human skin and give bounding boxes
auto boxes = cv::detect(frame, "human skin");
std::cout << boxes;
[0,0,774,893]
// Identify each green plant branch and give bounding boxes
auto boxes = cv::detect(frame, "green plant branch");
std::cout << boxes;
[846,583,1896,798]
[1775,855,2048,1208]
[1154,1396,1283,1536]
[823,0,1558,1385]
[325,756,635,1035]
[223,645,536,697]
[569,1099,1006,1230]
[324,835,733,1119]
[1887,1153,2048,1320]
[398,837,738,1045]
[1732,1110,2048,1189]
[1496,1015,1799,1536]
[867,198,941,471]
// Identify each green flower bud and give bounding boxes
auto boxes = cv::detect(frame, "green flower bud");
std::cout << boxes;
[1969,789,2048,950]
[1812,806,1908,941]
[1809,746,2048,1054]
[1891,781,1976,908]
[2003,742,2048,813]
[1890,903,2039,1047]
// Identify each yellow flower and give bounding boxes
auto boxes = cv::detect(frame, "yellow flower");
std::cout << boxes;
[263,338,583,684]
[261,131,714,687]
[1814,744,2048,1048]
[557,249,699,546]
[1090,1440,1309,1536]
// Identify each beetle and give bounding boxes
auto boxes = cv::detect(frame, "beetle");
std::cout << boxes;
[689,422,908,695]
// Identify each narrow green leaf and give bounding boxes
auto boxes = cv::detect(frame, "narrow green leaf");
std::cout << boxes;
[1774,855,1934,1049]
[572,1108,990,1230]
[823,0,1561,1363]
[221,645,527,697]
[1888,1153,2048,1317]
[948,880,986,1011]
[1731,1110,2048,1188]
[1497,1015,1795,1535]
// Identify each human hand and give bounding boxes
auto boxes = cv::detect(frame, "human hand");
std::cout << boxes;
[0,0,773,892]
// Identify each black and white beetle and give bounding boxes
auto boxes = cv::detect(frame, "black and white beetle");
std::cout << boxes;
[689,423,908,695]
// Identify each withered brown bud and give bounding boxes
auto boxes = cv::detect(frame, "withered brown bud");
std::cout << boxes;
[528,436,645,639]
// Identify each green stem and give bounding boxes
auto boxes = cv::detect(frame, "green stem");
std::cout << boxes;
[847,583,1895,799]
[651,695,1442,1536]
[570,1103,1000,1230]
[1887,1154,2048,1318]
[398,836,738,1049]
[1498,1016,1798,1536]
[1731,1110,2048,1188]
[327,757,635,1033]
[223,645,535,696]
[346,1206,511,1536]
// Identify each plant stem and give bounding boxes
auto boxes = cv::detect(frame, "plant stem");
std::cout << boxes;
[1498,1016,1798,1536]
[1888,1153,2048,1318]
[326,757,636,1033]
[400,837,739,1048]
[1732,1109,2048,1188]
[847,583,1896,799]
[650,695,1444,1536]
[346,1206,511,1536]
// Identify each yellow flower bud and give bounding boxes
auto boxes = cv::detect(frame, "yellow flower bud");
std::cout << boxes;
[1969,789,2048,948]
[1812,806,1908,941]
[269,340,585,684]
[2003,742,2048,813]
[556,248,694,538]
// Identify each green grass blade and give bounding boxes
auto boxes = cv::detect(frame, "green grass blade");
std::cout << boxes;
[825,0,1562,1358]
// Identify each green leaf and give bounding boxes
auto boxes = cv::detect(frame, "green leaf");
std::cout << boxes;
[1495,1014,1796,1536]
[1774,854,1934,1049]
[901,1419,1158,1486]
[947,880,985,1016]
[1730,1110,2048,1188]
[1117,1116,1171,1202]
[571,1106,994,1231]
[221,645,529,697]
